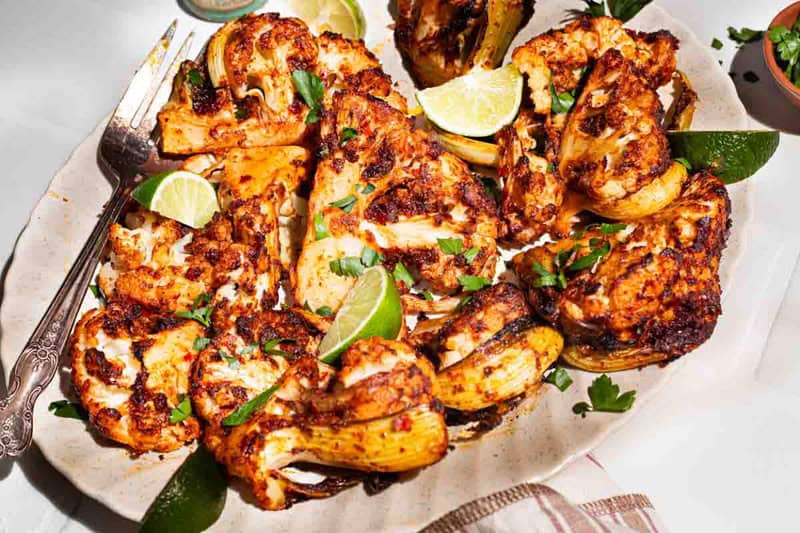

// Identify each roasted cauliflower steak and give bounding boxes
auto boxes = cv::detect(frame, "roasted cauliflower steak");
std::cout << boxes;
[512,171,730,371]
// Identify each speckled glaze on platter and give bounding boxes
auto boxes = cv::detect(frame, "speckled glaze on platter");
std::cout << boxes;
[0,1,751,530]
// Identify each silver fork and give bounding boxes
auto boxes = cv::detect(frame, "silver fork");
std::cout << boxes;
[0,21,195,458]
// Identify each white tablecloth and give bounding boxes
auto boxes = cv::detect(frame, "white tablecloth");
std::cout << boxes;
[1,1,799,531]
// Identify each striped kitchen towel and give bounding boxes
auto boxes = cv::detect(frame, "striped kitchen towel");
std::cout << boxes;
[422,455,666,533]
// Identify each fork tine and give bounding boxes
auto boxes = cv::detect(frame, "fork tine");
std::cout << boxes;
[110,20,177,127]
[135,31,195,132]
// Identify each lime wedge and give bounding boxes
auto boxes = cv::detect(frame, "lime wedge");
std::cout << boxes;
[132,170,219,229]
[416,64,523,138]
[140,446,227,533]
[667,130,780,184]
[318,266,402,364]
[289,0,366,39]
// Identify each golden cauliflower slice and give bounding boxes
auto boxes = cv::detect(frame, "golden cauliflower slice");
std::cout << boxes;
[512,16,678,114]
[295,91,499,312]
[512,171,730,371]
[204,338,447,510]
[410,283,563,412]
[70,301,204,452]
[558,49,684,216]
[158,14,408,154]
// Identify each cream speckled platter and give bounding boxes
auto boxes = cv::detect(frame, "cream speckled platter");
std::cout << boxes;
[0,1,751,530]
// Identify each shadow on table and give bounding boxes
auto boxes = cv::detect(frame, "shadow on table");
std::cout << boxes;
[0,248,136,532]
[730,40,800,134]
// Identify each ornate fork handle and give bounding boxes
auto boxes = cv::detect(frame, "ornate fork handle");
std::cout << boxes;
[0,187,128,458]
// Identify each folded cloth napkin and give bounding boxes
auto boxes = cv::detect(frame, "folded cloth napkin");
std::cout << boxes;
[422,455,667,533]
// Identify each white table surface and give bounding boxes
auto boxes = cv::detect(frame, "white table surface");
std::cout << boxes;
[1,1,799,531]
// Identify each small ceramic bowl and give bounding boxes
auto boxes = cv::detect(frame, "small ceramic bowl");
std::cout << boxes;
[764,1,800,106]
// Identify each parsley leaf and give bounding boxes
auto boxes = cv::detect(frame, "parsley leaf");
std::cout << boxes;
[314,213,330,240]
[598,223,628,234]
[329,256,365,277]
[360,183,376,195]
[187,68,204,86]
[329,194,358,213]
[315,305,333,317]
[607,0,652,22]
[219,349,240,369]
[455,295,473,310]
[421,290,434,301]
[237,344,258,356]
[769,25,800,85]
[393,262,414,288]
[48,400,89,421]
[361,246,383,267]
[89,284,106,305]
[222,385,279,426]
[193,336,211,351]
[463,247,480,264]
[340,127,358,146]
[544,367,574,392]
[176,293,213,328]
[262,338,295,357]
[711,38,724,50]
[458,275,491,292]
[728,26,764,44]
[437,238,463,255]
[169,394,192,424]
[532,261,566,289]
[568,241,611,271]
[550,81,575,114]
[573,374,636,417]
[291,70,324,124]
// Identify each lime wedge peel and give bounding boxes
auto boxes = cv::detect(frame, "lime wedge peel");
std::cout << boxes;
[416,64,524,138]
[132,170,220,229]
[318,266,402,364]
[289,0,366,40]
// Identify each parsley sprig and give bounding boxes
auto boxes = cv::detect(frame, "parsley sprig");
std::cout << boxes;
[291,70,324,124]
[573,374,636,417]
[262,338,296,358]
[544,367,574,392]
[572,0,651,23]
[550,81,576,114]
[769,20,800,86]
[169,394,192,424]
[176,293,213,328]
[49,400,89,421]
[222,384,280,426]
[329,247,384,277]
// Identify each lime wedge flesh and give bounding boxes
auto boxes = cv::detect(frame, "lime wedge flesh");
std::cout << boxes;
[667,130,780,184]
[132,170,219,229]
[318,266,402,364]
[289,0,366,39]
[140,446,227,533]
[416,64,524,138]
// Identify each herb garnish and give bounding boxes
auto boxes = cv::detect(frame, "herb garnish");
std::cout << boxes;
[222,385,280,426]
[437,238,463,255]
[360,183,376,195]
[480,177,501,205]
[169,394,192,424]
[314,213,330,240]
[463,247,480,264]
[574,0,651,23]
[550,81,576,114]
[291,70,324,124]
[49,400,89,420]
[176,293,213,328]
[572,374,636,417]
[262,338,295,357]
[187,68,204,86]
[219,349,240,369]
[234,107,249,120]
[769,21,800,86]
[532,261,567,289]
[361,247,384,267]
[193,336,211,351]
[568,241,610,271]
[544,367,574,392]
[329,194,358,213]
[458,275,492,292]
[393,262,414,288]
[315,305,333,317]
[329,256,365,277]
[728,26,764,44]
[711,38,724,50]
[340,127,358,146]
[89,284,105,305]
[421,290,434,301]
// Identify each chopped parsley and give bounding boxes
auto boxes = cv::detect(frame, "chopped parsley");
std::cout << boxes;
[458,275,491,292]
[313,213,330,240]
[568,241,611,271]
[329,194,358,213]
[463,247,480,264]
[169,394,192,424]
[573,0,650,22]
[89,284,105,306]
[340,127,358,146]
[711,38,724,50]
[193,336,211,351]
[728,26,764,44]
[291,70,324,124]
[329,256,365,277]
[237,344,258,356]
[359,183,376,195]
[361,246,384,267]
[315,305,333,317]
[421,290,434,301]
[598,223,628,234]
[48,400,88,421]
[262,338,295,357]
[437,238,463,255]
[219,349,240,369]
[544,367,574,392]
[550,81,576,114]
[222,385,280,426]
[769,23,800,85]
[187,68,204,86]
[532,261,567,289]
[176,293,213,328]
[393,262,414,288]
[572,374,636,417]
